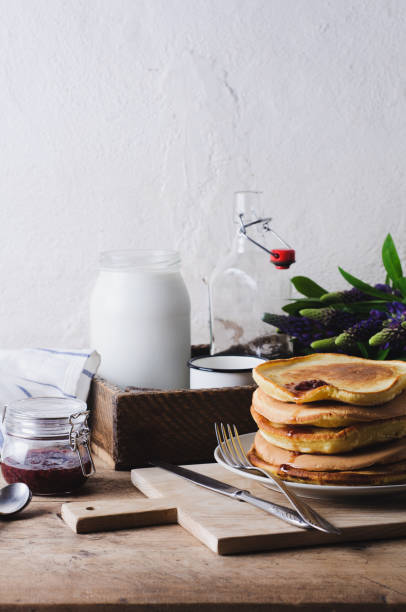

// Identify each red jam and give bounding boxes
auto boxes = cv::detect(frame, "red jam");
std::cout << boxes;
[285,379,327,393]
[1,447,90,495]
[279,463,292,475]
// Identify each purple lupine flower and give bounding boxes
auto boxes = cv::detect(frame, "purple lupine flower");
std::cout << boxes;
[374,283,402,297]
[387,301,406,316]
[335,310,387,349]
[262,313,330,348]
[328,310,361,332]
[342,287,368,302]
[322,283,401,306]
[320,287,367,304]
[299,307,360,332]
[369,309,406,352]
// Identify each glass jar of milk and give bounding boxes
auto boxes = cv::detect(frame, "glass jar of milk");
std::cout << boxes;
[90,250,191,390]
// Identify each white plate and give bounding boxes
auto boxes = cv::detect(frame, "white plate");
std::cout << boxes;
[214,432,406,499]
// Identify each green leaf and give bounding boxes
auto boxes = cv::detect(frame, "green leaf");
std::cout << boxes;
[385,273,391,286]
[376,348,390,360]
[342,301,391,313]
[396,277,406,297]
[282,300,323,315]
[338,267,398,301]
[382,234,403,288]
[356,342,369,359]
[381,234,406,297]
[290,276,327,298]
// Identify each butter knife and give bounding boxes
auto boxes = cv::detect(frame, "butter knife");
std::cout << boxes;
[150,461,310,530]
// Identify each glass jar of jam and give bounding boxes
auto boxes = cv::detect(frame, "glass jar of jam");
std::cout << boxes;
[0,397,95,495]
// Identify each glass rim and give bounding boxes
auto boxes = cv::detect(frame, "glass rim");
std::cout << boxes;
[99,249,181,270]
[234,190,263,195]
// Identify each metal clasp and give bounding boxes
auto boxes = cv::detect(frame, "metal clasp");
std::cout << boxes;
[238,213,292,255]
[69,411,96,477]
[2,404,7,425]
[238,213,295,269]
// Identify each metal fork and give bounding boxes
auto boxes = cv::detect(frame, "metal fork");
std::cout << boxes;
[215,423,340,535]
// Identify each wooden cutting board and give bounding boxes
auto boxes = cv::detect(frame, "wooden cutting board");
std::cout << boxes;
[62,463,406,555]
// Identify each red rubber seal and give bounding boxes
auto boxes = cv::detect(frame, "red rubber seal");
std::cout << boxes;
[270,249,296,269]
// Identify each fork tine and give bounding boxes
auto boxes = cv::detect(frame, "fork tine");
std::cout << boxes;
[232,424,252,467]
[220,422,237,463]
[215,422,234,465]
[230,424,247,463]
[214,423,228,463]
[214,423,227,463]
[227,424,244,466]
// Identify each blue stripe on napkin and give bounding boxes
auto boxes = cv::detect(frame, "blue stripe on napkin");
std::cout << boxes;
[35,348,91,358]
[21,378,76,398]
[17,385,32,397]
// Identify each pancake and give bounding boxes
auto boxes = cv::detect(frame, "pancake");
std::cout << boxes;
[252,387,406,428]
[248,431,406,485]
[249,447,406,485]
[252,430,406,471]
[251,406,406,454]
[253,354,406,406]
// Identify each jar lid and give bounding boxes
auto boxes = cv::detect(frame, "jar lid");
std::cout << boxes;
[4,397,88,439]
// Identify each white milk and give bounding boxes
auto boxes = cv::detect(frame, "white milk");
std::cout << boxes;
[90,250,191,389]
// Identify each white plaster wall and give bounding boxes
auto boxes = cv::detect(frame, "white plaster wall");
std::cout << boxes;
[0,0,405,348]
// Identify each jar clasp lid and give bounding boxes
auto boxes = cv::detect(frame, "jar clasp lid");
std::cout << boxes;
[69,411,96,477]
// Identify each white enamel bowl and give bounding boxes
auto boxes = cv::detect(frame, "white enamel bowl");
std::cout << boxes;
[188,355,267,389]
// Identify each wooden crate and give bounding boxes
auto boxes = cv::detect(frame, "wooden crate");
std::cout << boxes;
[88,351,256,470]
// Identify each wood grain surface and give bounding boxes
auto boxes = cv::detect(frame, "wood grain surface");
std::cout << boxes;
[1,458,406,610]
[64,463,406,555]
[131,463,406,554]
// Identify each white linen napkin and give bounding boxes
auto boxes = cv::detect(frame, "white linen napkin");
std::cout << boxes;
[0,348,100,403]
[0,348,100,445]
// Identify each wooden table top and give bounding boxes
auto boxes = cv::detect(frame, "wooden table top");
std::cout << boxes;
[1,459,406,611]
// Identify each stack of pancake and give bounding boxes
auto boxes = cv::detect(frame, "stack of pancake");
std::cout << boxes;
[248,354,406,485]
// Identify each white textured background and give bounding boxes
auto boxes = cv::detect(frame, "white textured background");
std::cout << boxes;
[0,0,405,347]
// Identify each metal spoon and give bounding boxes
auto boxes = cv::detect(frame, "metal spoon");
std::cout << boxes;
[0,483,32,517]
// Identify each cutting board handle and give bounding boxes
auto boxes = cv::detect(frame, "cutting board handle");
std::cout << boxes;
[61,498,177,533]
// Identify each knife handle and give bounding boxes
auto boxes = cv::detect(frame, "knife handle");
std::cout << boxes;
[236,490,310,529]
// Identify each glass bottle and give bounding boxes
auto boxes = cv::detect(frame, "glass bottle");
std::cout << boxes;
[209,192,294,358]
